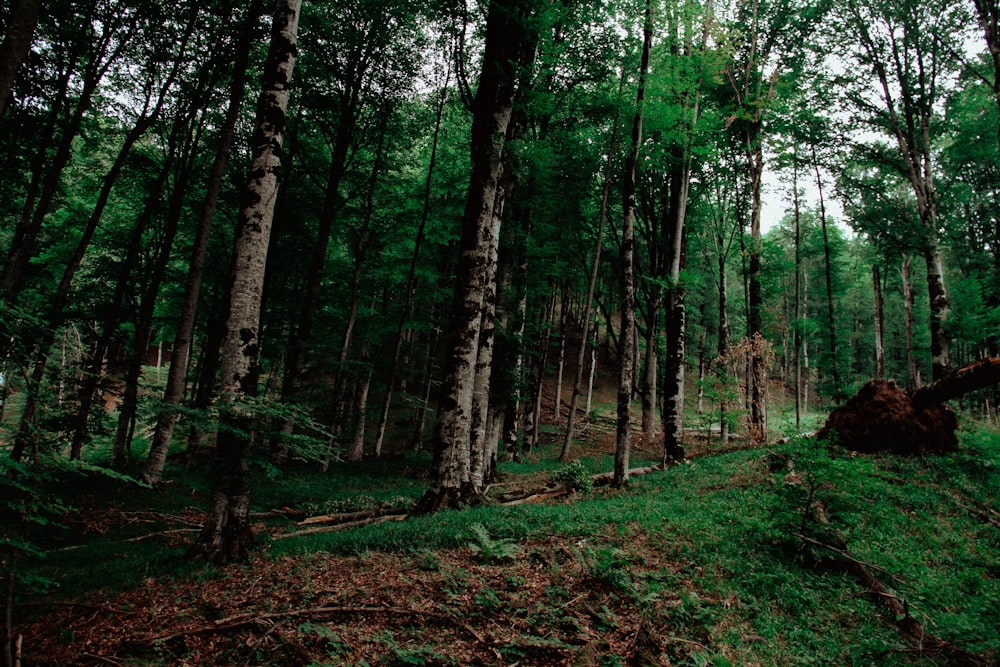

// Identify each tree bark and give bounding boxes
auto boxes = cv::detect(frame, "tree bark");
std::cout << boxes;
[812,144,842,400]
[416,0,537,512]
[872,264,885,379]
[901,255,919,390]
[144,1,262,485]
[0,0,43,119]
[189,0,301,564]
[614,0,652,487]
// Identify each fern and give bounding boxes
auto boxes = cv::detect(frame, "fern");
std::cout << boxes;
[467,523,520,564]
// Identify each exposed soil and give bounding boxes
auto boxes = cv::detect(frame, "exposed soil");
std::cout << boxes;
[817,379,958,455]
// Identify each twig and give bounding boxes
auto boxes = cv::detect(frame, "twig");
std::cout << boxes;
[241,619,287,667]
[501,489,572,506]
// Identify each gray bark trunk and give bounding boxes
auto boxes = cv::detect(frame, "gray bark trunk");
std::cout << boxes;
[614,0,652,486]
[189,0,301,564]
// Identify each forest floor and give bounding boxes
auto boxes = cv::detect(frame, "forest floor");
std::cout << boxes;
[8,415,1000,666]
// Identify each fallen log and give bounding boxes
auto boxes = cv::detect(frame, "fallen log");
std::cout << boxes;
[795,533,997,666]
[817,357,1000,455]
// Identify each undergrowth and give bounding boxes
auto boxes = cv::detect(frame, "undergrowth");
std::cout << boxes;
[8,422,1000,665]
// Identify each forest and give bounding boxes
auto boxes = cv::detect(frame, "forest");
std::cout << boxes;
[1,0,999,664]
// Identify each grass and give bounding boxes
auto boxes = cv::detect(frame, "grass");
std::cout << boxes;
[6,418,1000,665]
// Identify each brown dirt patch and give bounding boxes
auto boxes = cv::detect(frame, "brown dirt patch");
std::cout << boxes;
[817,379,957,455]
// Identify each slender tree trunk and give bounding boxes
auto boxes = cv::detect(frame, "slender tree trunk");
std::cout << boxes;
[614,0,652,486]
[553,283,569,419]
[189,0,301,564]
[901,255,919,389]
[924,243,950,381]
[112,122,198,467]
[873,264,885,379]
[717,239,730,443]
[812,145,842,400]
[746,134,766,443]
[0,0,43,119]
[525,285,555,455]
[803,271,810,416]
[640,332,658,437]
[793,156,802,431]
[373,65,450,458]
[144,1,261,485]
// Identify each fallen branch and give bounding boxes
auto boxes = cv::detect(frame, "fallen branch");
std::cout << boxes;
[249,508,308,520]
[133,604,503,661]
[794,533,996,666]
[273,514,406,540]
[591,464,665,487]
[501,488,573,506]
[295,509,407,526]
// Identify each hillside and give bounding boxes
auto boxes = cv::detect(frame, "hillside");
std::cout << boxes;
[9,423,1000,666]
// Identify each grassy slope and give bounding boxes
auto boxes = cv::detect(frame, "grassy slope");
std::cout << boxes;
[9,423,1000,666]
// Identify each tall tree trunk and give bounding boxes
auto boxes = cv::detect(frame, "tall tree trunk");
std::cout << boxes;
[0,0,43,119]
[468,188,504,491]
[144,1,261,485]
[902,254,919,389]
[746,134,766,443]
[112,116,200,467]
[373,64,450,458]
[793,155,802,431]
[662,160,689,462]
[812,144,842,400]
[717,242,730,443]
[553,282,569,419]
[873,263,885,379]
[417,0,536,512]
[189,0,301,564]
[614,0,652,486]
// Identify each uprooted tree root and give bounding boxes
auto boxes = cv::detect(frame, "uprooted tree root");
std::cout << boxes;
[817,379,957,455]
[819,357,1000,456]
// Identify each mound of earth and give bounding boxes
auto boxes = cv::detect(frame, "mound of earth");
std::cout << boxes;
[817,379,957,455]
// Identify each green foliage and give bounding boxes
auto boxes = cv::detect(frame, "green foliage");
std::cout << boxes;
[550,459,595,493]
[467,522,520,564]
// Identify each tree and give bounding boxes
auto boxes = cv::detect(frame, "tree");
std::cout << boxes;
[0,0,43,118]
[144,0,265,485]
[417,0,540,511]
[613,0,653,487]
[189,0,302,564]
[839,0,972,380]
